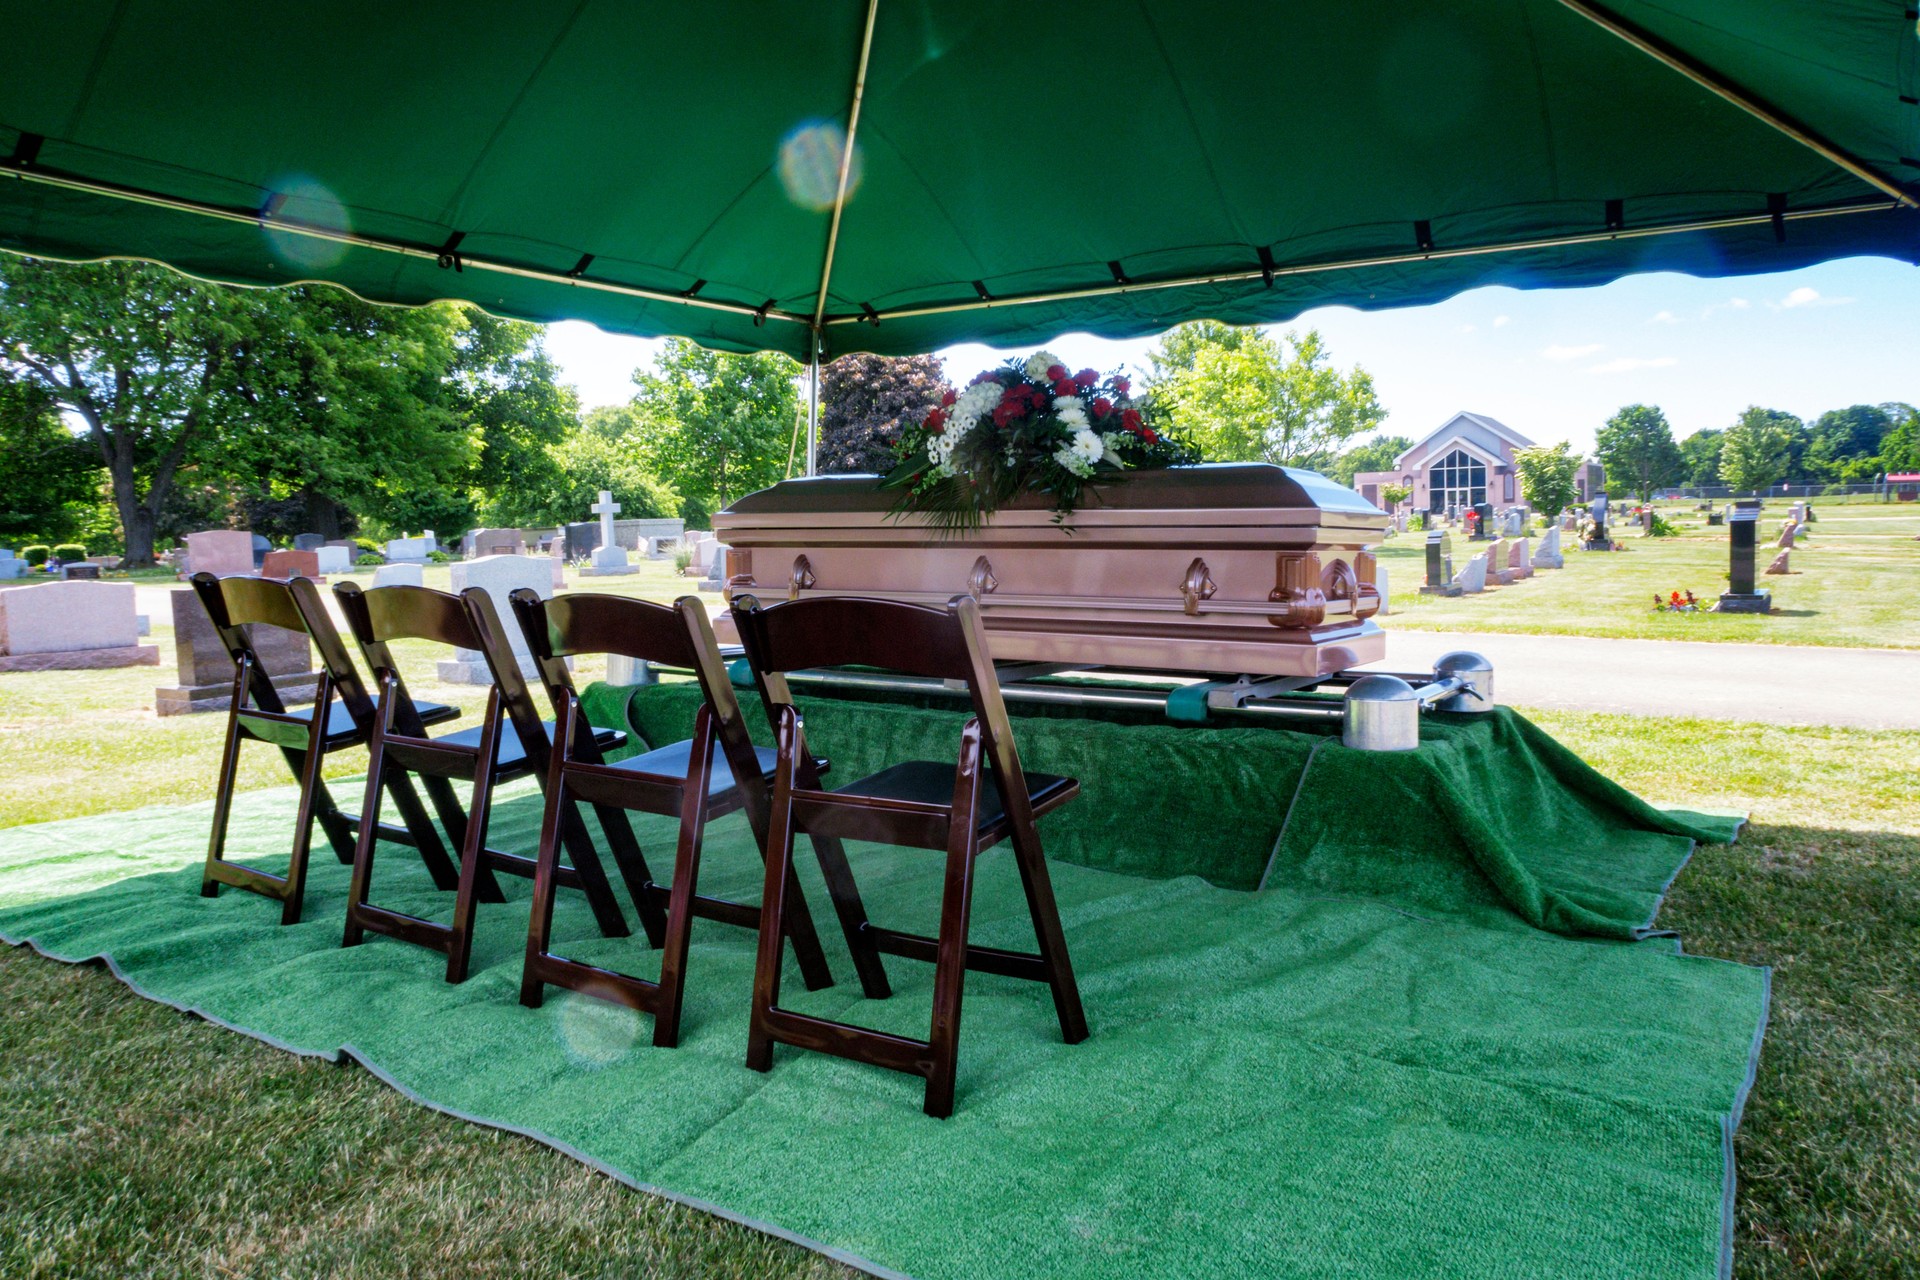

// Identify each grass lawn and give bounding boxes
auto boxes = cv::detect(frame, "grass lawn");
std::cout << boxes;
[1376,500,1920,648]
[2,559,1917,1277]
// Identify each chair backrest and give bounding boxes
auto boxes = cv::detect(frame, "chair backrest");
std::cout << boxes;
[190,572,355,717]
[512,589,763,792]
[332,582,470,739]
[461,586,569,775]
[730,593,1029,794]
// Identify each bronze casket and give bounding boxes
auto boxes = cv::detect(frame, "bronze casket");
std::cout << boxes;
[711,463,1387,678]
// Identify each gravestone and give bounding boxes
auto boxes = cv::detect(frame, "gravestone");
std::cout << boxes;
[324,538,358,552]
[1418,530,1460,596]
[466,526,526,558]
[550,554,566,590]
[314,545,352,575]
[1500,508,1524,537]
[1765,550,1792,575]
[260,548,321,580]
[1508,538,1532,579]
[701,543,732,591]
[1531,525,1564,569]
[1583,493,1611,551]
[293,533,326,552]
[611,517,687,556]
[421,530,438,554]
[183,530,255,579]
[155,588,317,714]
[1455,552,1489,593]
[584,490,636,576]
[1485,537,1514,586]
[1776,520,1798,550]
[1373,564,1391,615]
[250,533,271,569]
[0,548,23,580]
[437,554,553,683]
[564,522,601,563]
[372,562,424,588]
[0,580,158,671]
[1471,502,1495,540]
[59,563,102,580]
[1716,500,1771,613]
[385,535,428,564]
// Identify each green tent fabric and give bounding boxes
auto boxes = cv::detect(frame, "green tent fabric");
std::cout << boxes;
[585,681,1741,940]
[0,730,1768,1280]
[0,1,1913,358]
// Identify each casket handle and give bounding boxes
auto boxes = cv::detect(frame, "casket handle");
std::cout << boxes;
[1181,557,1217,616]
[789,554,816,600]
[967,556,998,600]
[1268,551,1328,628]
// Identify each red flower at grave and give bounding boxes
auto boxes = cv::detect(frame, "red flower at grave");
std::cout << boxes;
[1143,427,1160,443]
[1092,396,1114,419]
[925,408,947,434]
[1121,407,1143,433]
[1052,377,1078,397]
[1113,376,1131,395]
[1000,383,1026,405]
[940,388,957,407]
[1074,368,1099,389]
[1046,363,1068,383]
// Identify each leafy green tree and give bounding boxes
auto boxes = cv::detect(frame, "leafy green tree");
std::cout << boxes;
[1677,429,1724,488]
[1719,406,1796,494]
[1803,404,1896,485]
[1878,407,1919,475]
[0,371,99,543]
[1594,405,1682,502]
[1329,434,1413,486]
[1147,324,1384,471]
[455,314,579,528]
[1510,442,1582,520]
[630,338,800,526]
[818,352,951,475]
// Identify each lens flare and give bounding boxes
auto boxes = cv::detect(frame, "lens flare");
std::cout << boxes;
[552,987,641,1069]
[779,120,862,212]
[262,176,352,271]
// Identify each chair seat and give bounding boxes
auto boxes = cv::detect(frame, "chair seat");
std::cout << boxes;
[434,719,625,773]
[308,697,458,746]
[834,760,1075,832]
[607,741,831,796]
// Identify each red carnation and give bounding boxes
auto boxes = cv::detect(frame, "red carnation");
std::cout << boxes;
[1143,427,1159,443]
[1000,383,1026,404]
[926,408,947,433]
[1028,385,1050,407]
[941,388,957,407]
[1121,408,1143,433]
[1046,363,1068,382]
[1113,376,1131,395]
[1092,396,1114,419]
[1052,378,1078,397]
[993,402,1020,427]
[1075,368,1098,389]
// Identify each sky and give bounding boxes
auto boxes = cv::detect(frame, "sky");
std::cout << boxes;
[543,254,1919,456]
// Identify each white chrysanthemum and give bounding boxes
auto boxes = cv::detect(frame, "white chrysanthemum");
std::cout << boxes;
[1024,350,1062,380]
[1052,442,1095,477]
[1052,394,1090,426]
[1069,428,1103,464]
[957,383,998,417]
[948,411,980,441]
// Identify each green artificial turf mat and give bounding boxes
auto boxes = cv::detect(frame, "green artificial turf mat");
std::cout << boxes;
[0,698,1766,1280]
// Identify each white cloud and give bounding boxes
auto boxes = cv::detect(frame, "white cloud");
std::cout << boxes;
[1457,323,1478,334]
[1491,314,1510,328]
[1648,309,1681,325]
[1588,356,1679,374]
[1699,297,1750,319]
[1776,286,1854,310]
[1542,343,1604,362]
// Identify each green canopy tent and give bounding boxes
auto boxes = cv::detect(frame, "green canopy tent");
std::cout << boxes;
[0,0,1914,470]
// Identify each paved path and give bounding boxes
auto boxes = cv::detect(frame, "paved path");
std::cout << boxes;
[1360,629,1920,730]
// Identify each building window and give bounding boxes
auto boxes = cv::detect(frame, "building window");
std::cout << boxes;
[1426,449,1487,512]
[1503,472,1514,502]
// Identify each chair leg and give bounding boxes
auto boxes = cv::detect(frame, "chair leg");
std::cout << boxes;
[745,720,803,1074]
[342,728,390,949]
[551,798,633,940]
[445,720,503,984]
[279,715,331,925]
[380,771,462,891]
[420,772,506,904]
[307,776,360,866]
[1005,819,1090,1045]
[924,735,986,1119]
[519,708,577,1009]
[801,831,890,1000]
[589,801,669,948]
[653,712,716,1049]
[199,698,248,900]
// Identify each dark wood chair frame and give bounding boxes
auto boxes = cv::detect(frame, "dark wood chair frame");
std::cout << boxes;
[730,592,1089,1117]
[192,571,462,925]
[332,581,645,983]
[511,588,871,1047]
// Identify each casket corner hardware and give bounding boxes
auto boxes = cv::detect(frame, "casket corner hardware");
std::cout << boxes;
[967,555,998,601]
[1180,557,1216,616]
[1268,550,1327,628]
[788,554,816,601]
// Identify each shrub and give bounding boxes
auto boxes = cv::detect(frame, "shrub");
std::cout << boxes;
[1408,514,1426,531]
[52,543,87,562]
[356,553,383,567]
[428,550,451,564]
[673,547,694,574]
[354,537,382,556]
[1646,512,1680,538]
[21,544,50,566]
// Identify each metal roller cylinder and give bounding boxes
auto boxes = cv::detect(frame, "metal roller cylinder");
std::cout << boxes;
[1432,651,1495,712]
[1342,674,1422,751]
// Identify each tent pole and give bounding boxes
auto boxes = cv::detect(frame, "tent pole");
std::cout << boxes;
[1554,0,1916,208]
[807,332,821,477]
[810,0,880,337]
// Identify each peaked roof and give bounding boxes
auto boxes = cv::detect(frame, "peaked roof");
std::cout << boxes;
[1394,412,1536,469]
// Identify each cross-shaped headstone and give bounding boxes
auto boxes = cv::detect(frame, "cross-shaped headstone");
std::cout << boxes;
[592,490,621,546]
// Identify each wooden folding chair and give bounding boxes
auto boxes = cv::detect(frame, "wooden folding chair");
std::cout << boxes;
[191,571,461,925]
[332,581,633,983]
[730,593,1089,1117]
[509,589,863,1046]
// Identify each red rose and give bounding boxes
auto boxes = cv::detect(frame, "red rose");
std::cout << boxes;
[1114,377,1131,395]
[941,389,957,407]
[1052,378,1077,397]
[1075,368,1098,389]
[926,408,947,433]
[1046,363,1068,382]
[1144,428,1159,443]
[1121,408,1143,432]
[1092,396,1114,419]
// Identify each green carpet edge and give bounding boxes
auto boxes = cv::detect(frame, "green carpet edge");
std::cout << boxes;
[0,928,909,1280]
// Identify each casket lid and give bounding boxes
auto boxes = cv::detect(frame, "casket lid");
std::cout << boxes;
[720,463,1382,519]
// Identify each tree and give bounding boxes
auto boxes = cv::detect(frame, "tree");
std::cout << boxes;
[1511,442,1583,520]
[0,258,257,566]
[1147,324,1385,471]
[1719,406,1795,494]
[1594,405,1681,502]
[1677,429,1724,488]
[454,314,581,528]
[1877,407,1919,475]
[1379,482,1412,509]
[817,353,952,475]
[1804,404,1894,485]
[630,338,800,526]
[0,371,99,543]
[1329,434,1413,487]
